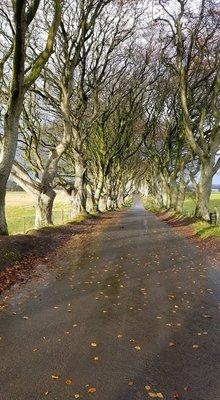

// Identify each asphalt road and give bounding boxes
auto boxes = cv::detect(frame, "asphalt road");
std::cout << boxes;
[0,200,220,400]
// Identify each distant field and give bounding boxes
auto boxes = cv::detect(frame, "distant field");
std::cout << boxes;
[183,192,220,215]
[6,191,71,235]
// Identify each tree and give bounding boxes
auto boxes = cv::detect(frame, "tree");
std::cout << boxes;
[155,0,220,219]
[0,0,62,234]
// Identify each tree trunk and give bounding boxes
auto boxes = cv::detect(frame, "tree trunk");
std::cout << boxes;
[86,183,99,213]
[35,189,56,229]
[0,114,24,235]
[117,195,124,208]
[170,183,178,209]
[151,176,163,208]
[107,196,114,210]
[155,191,163,208]
[195,161,213,220]
[100,195,108,211]
[0,2,26,235]
[161,183,170,209]
[94,171,105,212]
[72,153,88,215]
[0,178,8,235]
[175,179,186,213]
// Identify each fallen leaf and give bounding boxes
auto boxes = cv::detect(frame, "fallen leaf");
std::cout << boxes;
[66,379,73,385]
[88,387,96,394]
[51,374,59,380]
[149,393,158,398]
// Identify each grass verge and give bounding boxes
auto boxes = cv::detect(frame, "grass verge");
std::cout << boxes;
[143,194,220,239]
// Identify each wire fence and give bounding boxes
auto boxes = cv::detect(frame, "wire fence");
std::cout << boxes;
[7,208,75,235]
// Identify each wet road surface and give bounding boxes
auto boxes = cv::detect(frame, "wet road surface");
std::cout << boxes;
[0,201,220,400]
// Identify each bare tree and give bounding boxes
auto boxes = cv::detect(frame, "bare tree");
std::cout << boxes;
[154,0,220,219]
[0,0,61,234]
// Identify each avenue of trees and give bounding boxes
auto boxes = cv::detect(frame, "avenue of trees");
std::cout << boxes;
[0,0,219,235]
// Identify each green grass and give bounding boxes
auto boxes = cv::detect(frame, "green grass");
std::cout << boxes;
[192,220,220,239]
[144,192,220,239]
[182,192,220,216]
[182,193,220,238]
[5,192,77,235]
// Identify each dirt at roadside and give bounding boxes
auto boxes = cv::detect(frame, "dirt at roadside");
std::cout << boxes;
[156,211,220,265]
[0,212,119,294]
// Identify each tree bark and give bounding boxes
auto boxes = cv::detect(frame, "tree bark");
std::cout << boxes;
[194,161,214,220]
[160,175,170,209]
[170,182,178,209]
[35,189,56,229]
[94,171,105,212]
[0,176,8,235]
[175,178,186,213]
[72,152,88,215]
[86,183,99,213]
[107,196,114,210]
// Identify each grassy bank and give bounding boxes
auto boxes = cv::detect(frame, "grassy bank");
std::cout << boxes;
[5,191,72,235]
[182,192,220,215]
[143,193,220,239]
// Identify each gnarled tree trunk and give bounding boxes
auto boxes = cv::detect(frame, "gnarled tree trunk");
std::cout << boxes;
[86,182,98,213]
[35,188,56,229]
[0,176,8,235]
[94,171,105,212]
[175,178,186,213]
[170,182,178,209]
[195,161,214,220]
[72,152,88,215]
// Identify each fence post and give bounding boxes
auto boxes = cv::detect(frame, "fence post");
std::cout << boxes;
[214,207,219,225]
